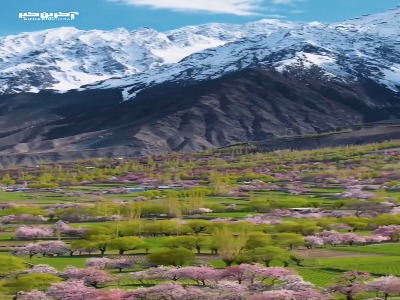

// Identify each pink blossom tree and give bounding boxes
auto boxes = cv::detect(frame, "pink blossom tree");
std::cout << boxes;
[248,290,296,300]
[130,269,161,284]
[329,271,370,300]
[367,275,400,300]
[22,264,59,275]
[304,236,324,249]
[249,289,326,300]
[107,259,134,273]
[374,225,400,241]
[13,241,69,258]
[221,265,254,284]
[365,235,389,244]
[172,266,220,285]
[53,221,87,237]
[62,267,114,288]
[15,226,55,240]
[211,280,248,299]
[341,233,366,246]
[16,290,49,300]
[257,267,296,285]
[86,258,111,270]
[123,283,189,300]
[46,280,114,300]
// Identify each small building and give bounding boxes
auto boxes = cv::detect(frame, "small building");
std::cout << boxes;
[158,186,171,190]
[125,187,146,192]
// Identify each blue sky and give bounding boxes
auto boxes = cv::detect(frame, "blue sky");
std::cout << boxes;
[0,0,399,36]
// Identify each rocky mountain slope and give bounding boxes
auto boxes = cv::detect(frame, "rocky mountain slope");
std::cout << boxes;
[0,7,399,165]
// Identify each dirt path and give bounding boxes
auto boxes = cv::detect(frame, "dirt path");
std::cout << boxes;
[293,249,384,259]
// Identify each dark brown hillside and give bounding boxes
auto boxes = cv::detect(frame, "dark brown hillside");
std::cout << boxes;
[0,67,399,166]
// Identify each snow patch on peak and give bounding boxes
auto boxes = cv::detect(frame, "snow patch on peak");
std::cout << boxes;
[1,7,400,96]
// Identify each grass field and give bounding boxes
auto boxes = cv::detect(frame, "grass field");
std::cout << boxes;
[291,245,400,285]
[317,256,400,276]
[1,142,400,295]
[331,243,400,256]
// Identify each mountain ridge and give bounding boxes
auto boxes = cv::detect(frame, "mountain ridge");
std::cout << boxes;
[1,7,400,96]
[0,8,399,165]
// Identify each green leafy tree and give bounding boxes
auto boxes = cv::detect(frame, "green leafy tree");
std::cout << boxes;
[70,240,97,256]
[211,227,247,267]
[187,220,212,235]
[0,256,26,278]
[247,246,291,267]
[148,248,195,266]
[164,236,210,254]
[89,234,112,255]
[244,232,271,250]
[108,237,145,255]
[273,233,304,250]
[1,273,61,294]
[1,174,15,186]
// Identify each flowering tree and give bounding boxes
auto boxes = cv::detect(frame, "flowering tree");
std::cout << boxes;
[123,283,191,300]
[15,226,55,240]
[0,203,17,210]
[367,275,400,300]
[176,267,220,285]
[315,231,366,247]
[16,290,49,300]
[374,225,400,241]
[257,267,296,285]
[249,289,326,300]
[86,258,111,270]
[21,264,59,275]
[130,268,167,284]
[365,235,389,243]
[281,275,314,291]
[340,188,375,199]
[62,267,114,288]
[53,221,87,237]
[13,241,69,259]
[248,290,297,300]
[329,271,370,300]
[340,233,366,246]
[304,236,324,249]
[211,280,248,299]
[0,214,47,224]
[221,265,260,284]
[46,280,107,300]
[106,259,134,273]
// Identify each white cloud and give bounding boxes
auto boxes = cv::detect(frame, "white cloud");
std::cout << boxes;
[272,0,295,3]
[272,0,305,3]
[110,0,291,16]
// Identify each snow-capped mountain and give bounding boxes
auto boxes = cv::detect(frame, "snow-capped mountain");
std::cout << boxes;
[0,20,295,94]
[86,7,400,101]
[1,7,399,97]
[0,8,399,165]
